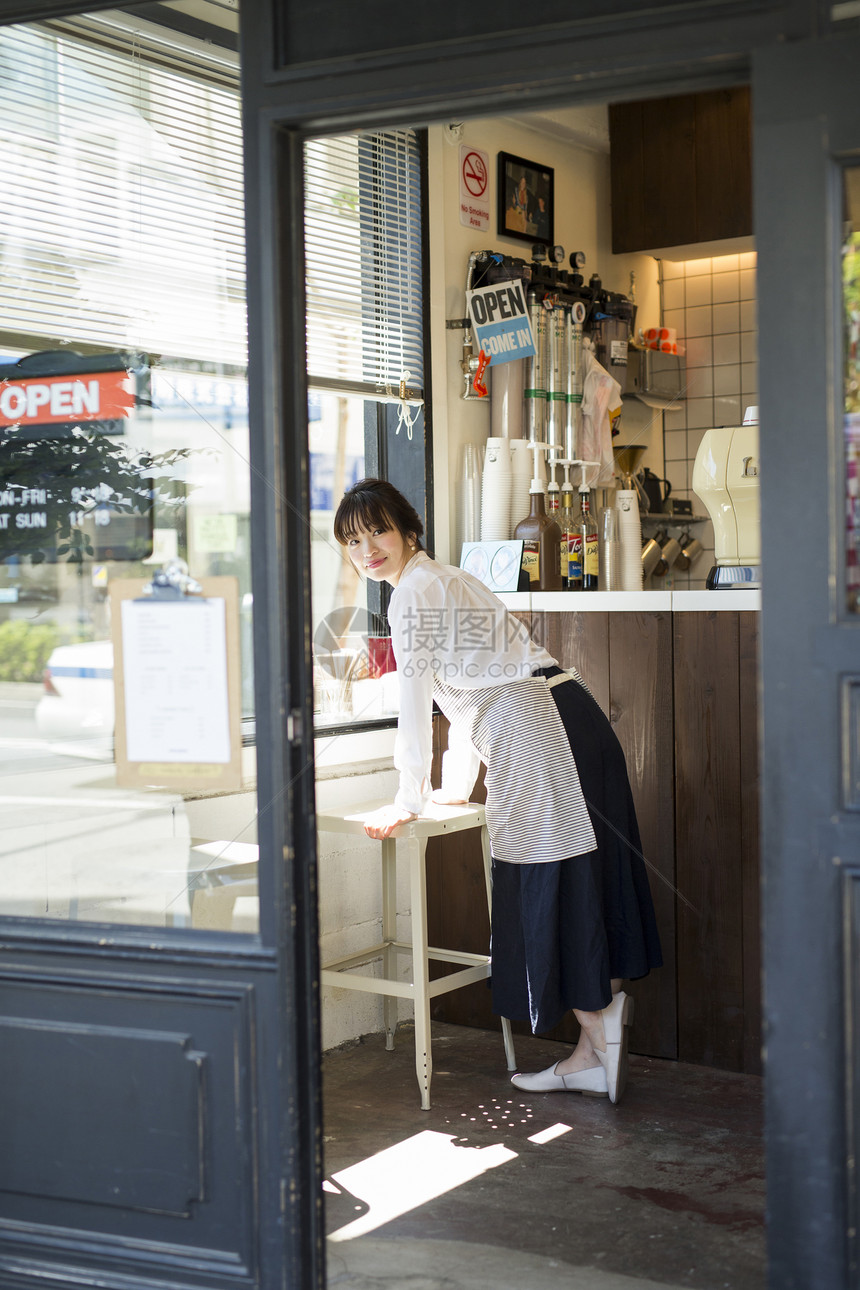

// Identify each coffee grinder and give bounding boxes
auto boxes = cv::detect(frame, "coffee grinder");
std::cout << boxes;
[691,408,760,589]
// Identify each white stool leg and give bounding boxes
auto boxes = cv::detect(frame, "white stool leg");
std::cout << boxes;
[381,836,397,1052]
[480,823,517,1072]
[410,837,432,1110]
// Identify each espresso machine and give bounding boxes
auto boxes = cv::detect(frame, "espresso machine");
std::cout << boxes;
[691,408,760,589]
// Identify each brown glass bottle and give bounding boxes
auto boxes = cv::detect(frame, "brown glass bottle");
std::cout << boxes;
[514,486,563,590]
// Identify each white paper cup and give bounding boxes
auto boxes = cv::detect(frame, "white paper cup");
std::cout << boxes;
[481,475,513,540]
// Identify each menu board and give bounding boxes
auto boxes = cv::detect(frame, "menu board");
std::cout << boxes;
[109,576,242,792]
[120,597,231,764]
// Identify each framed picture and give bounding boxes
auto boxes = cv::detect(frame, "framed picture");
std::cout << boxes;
[497,151,554,247]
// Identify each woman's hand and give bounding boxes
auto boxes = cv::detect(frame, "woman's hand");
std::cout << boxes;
[431,791,468,805]
[363,804,417,839]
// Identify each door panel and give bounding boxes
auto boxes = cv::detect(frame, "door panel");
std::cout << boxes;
[0,972,254,1233]
[0,970,259,1281]
[0,945,285,1287]
[753,34,860,1288]
[0,2,323,1287]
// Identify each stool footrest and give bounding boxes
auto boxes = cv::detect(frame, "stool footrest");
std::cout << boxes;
[321,943,388,973]
[322,942,493,975]
[426,945,491,968]
[386,940,493,969]
[321,961,491,999]
[428,963,491,996]
[320,970,415,999]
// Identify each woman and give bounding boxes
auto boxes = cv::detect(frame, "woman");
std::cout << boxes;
[334,477,662,1104]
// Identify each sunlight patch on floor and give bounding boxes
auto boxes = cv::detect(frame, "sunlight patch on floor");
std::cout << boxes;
[527,1122,573,1145]
[327,1129,518,1241]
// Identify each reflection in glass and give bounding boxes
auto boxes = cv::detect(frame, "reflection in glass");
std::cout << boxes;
[844,164,860,613]
[0,7,259,933]
[305,129,424,733]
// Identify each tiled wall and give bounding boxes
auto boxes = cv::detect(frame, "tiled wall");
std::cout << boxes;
[658,251,758,589]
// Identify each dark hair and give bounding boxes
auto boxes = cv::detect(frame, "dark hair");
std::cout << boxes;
[334,478,425,549]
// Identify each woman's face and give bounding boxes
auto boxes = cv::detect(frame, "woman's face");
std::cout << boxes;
[345,520,415,587]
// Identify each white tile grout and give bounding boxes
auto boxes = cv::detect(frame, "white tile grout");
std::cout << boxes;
[658,256,757,588]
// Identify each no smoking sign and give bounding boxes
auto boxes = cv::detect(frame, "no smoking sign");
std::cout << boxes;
[459,144,490,231]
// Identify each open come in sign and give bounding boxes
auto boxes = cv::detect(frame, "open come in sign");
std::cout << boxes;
[465,280,536,365]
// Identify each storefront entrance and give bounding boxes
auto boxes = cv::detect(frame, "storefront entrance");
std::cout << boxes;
[0,3,857,1289]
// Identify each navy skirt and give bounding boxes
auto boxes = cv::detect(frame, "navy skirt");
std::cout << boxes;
[490,667,663,1032]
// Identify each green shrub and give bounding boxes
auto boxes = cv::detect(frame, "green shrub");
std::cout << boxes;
[0,619,61,683]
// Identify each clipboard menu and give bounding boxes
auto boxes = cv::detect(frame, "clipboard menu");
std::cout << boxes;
[110,576,242,792]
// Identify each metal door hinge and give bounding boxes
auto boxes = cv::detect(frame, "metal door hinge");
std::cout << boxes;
[286,708,303,744]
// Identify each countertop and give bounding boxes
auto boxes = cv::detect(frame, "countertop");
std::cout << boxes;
[497,589,761,612]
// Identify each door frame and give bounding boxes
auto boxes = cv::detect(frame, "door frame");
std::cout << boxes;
[753,34,860,1286]
[240,1,841,1285]
[0,0,851,1286]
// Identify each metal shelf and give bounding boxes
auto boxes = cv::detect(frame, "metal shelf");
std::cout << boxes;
[639,512,711,526]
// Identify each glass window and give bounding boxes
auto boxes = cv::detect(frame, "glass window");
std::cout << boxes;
[0,9,258,933]
[845,163,860,614]
[304,129,428,733]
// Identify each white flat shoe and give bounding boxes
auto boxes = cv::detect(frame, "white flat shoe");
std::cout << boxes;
[510,1061,608,1096]
[594,990,633,1104]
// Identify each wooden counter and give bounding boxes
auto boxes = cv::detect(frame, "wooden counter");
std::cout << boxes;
[426,606,761,1076]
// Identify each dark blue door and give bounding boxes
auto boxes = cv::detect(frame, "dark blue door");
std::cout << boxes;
[0,3,323,1288]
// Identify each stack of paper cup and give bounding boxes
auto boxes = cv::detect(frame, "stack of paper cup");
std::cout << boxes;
[509,439,537,532]
[481,437,513,540]
[599,505,620,591]
[616,488,644,591]
[455,442,482,559]
[491,359,525,441]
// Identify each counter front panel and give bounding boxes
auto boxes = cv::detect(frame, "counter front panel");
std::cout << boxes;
[426,605,761,1075]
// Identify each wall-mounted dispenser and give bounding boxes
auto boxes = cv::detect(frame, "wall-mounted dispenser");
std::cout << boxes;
[625,347,686,409]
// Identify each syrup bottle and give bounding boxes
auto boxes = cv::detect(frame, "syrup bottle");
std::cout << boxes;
[559,461,579,591]
[546,456,560,523]
[513,443,562,591]
[576,466,599,591]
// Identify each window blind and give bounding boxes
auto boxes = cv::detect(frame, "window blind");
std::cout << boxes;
[0,19,424,403]
[0,20,246,366]
[304,130,424,403]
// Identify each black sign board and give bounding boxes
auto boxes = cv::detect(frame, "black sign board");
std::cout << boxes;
[0,350,154,564]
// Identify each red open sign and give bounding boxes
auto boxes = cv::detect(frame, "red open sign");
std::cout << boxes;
[0,369,136,428]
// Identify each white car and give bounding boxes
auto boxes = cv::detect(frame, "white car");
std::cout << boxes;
[36,640,115,758]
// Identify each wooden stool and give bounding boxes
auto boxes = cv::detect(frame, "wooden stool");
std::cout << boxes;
[318,800,516,1110]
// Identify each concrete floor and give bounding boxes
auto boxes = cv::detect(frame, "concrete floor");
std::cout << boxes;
[323,1023,765,1290]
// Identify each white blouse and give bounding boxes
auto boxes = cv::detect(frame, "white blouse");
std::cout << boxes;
[388,552,553,812]
[387,554,598,864]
